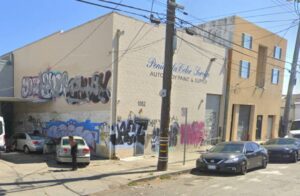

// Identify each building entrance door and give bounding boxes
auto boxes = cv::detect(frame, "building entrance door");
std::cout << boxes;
[205,94,221,145]
[237,105,251,141]
[256,115,263,140]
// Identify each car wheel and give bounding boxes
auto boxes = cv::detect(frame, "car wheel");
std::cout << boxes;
[24,146,30,154]
[240,161,247,175]
[293,152,298,163]
[84,162,90,167]
[261,156,268,169]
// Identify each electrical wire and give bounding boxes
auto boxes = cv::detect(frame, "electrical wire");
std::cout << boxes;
[175,16,295,67]
[76,0,149,19]
[196,3,297,21]
[50,0,125,70]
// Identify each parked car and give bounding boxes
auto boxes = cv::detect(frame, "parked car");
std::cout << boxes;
[56,136,90,166]
[264,138,300,163]
[11,132,45,153]
[196,141,268,175]
[43,137,57,154]
[289,119,300,138]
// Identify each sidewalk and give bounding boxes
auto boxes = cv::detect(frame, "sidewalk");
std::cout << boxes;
[0,148,205,196]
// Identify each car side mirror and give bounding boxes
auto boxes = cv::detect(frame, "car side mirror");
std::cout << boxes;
[246,150,254,154]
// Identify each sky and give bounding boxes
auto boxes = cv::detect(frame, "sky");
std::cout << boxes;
[0,0,299,94]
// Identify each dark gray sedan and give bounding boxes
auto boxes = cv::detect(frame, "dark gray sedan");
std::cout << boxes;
[264,138,300,163]
[196,141,268,175]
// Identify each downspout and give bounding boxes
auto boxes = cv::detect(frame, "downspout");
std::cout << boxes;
[110,29,124,159]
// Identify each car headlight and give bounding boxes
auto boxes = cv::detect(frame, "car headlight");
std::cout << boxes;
[284,148,293,153]
[224,157,239,163]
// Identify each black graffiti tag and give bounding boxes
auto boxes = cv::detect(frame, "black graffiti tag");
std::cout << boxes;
[110,119,149,146]
[65,71,111,104]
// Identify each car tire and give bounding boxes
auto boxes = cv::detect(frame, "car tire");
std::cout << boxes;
[261,156,268,169]
[240,161,247,175]
[293,152,298,163]
[24,146,30,154]
[82,162,90,167]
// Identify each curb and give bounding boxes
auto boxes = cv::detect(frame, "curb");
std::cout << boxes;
[129,168,193,185]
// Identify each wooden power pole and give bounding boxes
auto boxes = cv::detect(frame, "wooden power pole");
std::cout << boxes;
[157,0,176,171]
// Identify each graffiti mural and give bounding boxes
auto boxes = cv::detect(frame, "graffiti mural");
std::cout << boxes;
[44,119,104,151]
[151,128,160,152]
[21,70,112,105]
[21,71,68,99]
[110,118,149,155]
[151,122,179,152]
[180,121,206,146]
[65,71,111,104]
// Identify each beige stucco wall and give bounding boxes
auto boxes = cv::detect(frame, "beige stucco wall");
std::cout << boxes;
[112,13,226,157]
[225,16,287,141]
[12,13,114,156]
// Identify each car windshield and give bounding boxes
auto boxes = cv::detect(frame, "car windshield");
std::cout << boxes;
[291,121,300,130]
[28,134,44,140]
[62,139,85,146]
[266,138,296,145]
[209,143,244,153]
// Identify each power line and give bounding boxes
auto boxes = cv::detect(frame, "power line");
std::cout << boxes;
[177,34,288,76]
[76,0,150,19]
[191,3,297,21]
[50,0,125,70]
[96,0,160,15]
[175,16,295,66]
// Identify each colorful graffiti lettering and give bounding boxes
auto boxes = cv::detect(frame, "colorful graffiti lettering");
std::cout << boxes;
[21,70,111,105]
[44,119,103,151]
[180,121,205,145]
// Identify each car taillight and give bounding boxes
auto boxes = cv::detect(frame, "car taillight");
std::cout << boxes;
[32,141,39,145]
[83,148,90,154]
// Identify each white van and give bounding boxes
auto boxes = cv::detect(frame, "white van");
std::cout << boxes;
[289,119,300,138]
[0,116,5,151]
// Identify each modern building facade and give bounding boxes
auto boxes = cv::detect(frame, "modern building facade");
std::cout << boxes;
[0,13,227,158]
[198,16,287,142]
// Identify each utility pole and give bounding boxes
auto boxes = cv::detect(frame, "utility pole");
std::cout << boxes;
[157,0,176,171]
[283,18,300,136]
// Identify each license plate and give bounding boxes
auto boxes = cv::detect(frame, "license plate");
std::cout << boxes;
[208,165,216,170]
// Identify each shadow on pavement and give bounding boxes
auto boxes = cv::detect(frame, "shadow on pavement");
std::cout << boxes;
[0,168,157,194]
[0,151,51,164]
[190,167,260,177]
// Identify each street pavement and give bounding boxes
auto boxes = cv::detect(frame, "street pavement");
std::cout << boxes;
[98,162,300,196]
[0,149,202,196]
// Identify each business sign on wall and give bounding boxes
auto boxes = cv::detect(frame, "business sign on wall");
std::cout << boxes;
[145,57,210,84]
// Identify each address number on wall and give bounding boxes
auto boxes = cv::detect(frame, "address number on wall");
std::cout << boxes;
[138,101,146,107]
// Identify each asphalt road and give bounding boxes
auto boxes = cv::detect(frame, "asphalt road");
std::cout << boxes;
[98,162,300,196]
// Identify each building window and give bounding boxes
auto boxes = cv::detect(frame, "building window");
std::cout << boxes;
[271,68,280,84]
[273,46,282,59]
[240,60,250,79]
[242,33,252,49]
